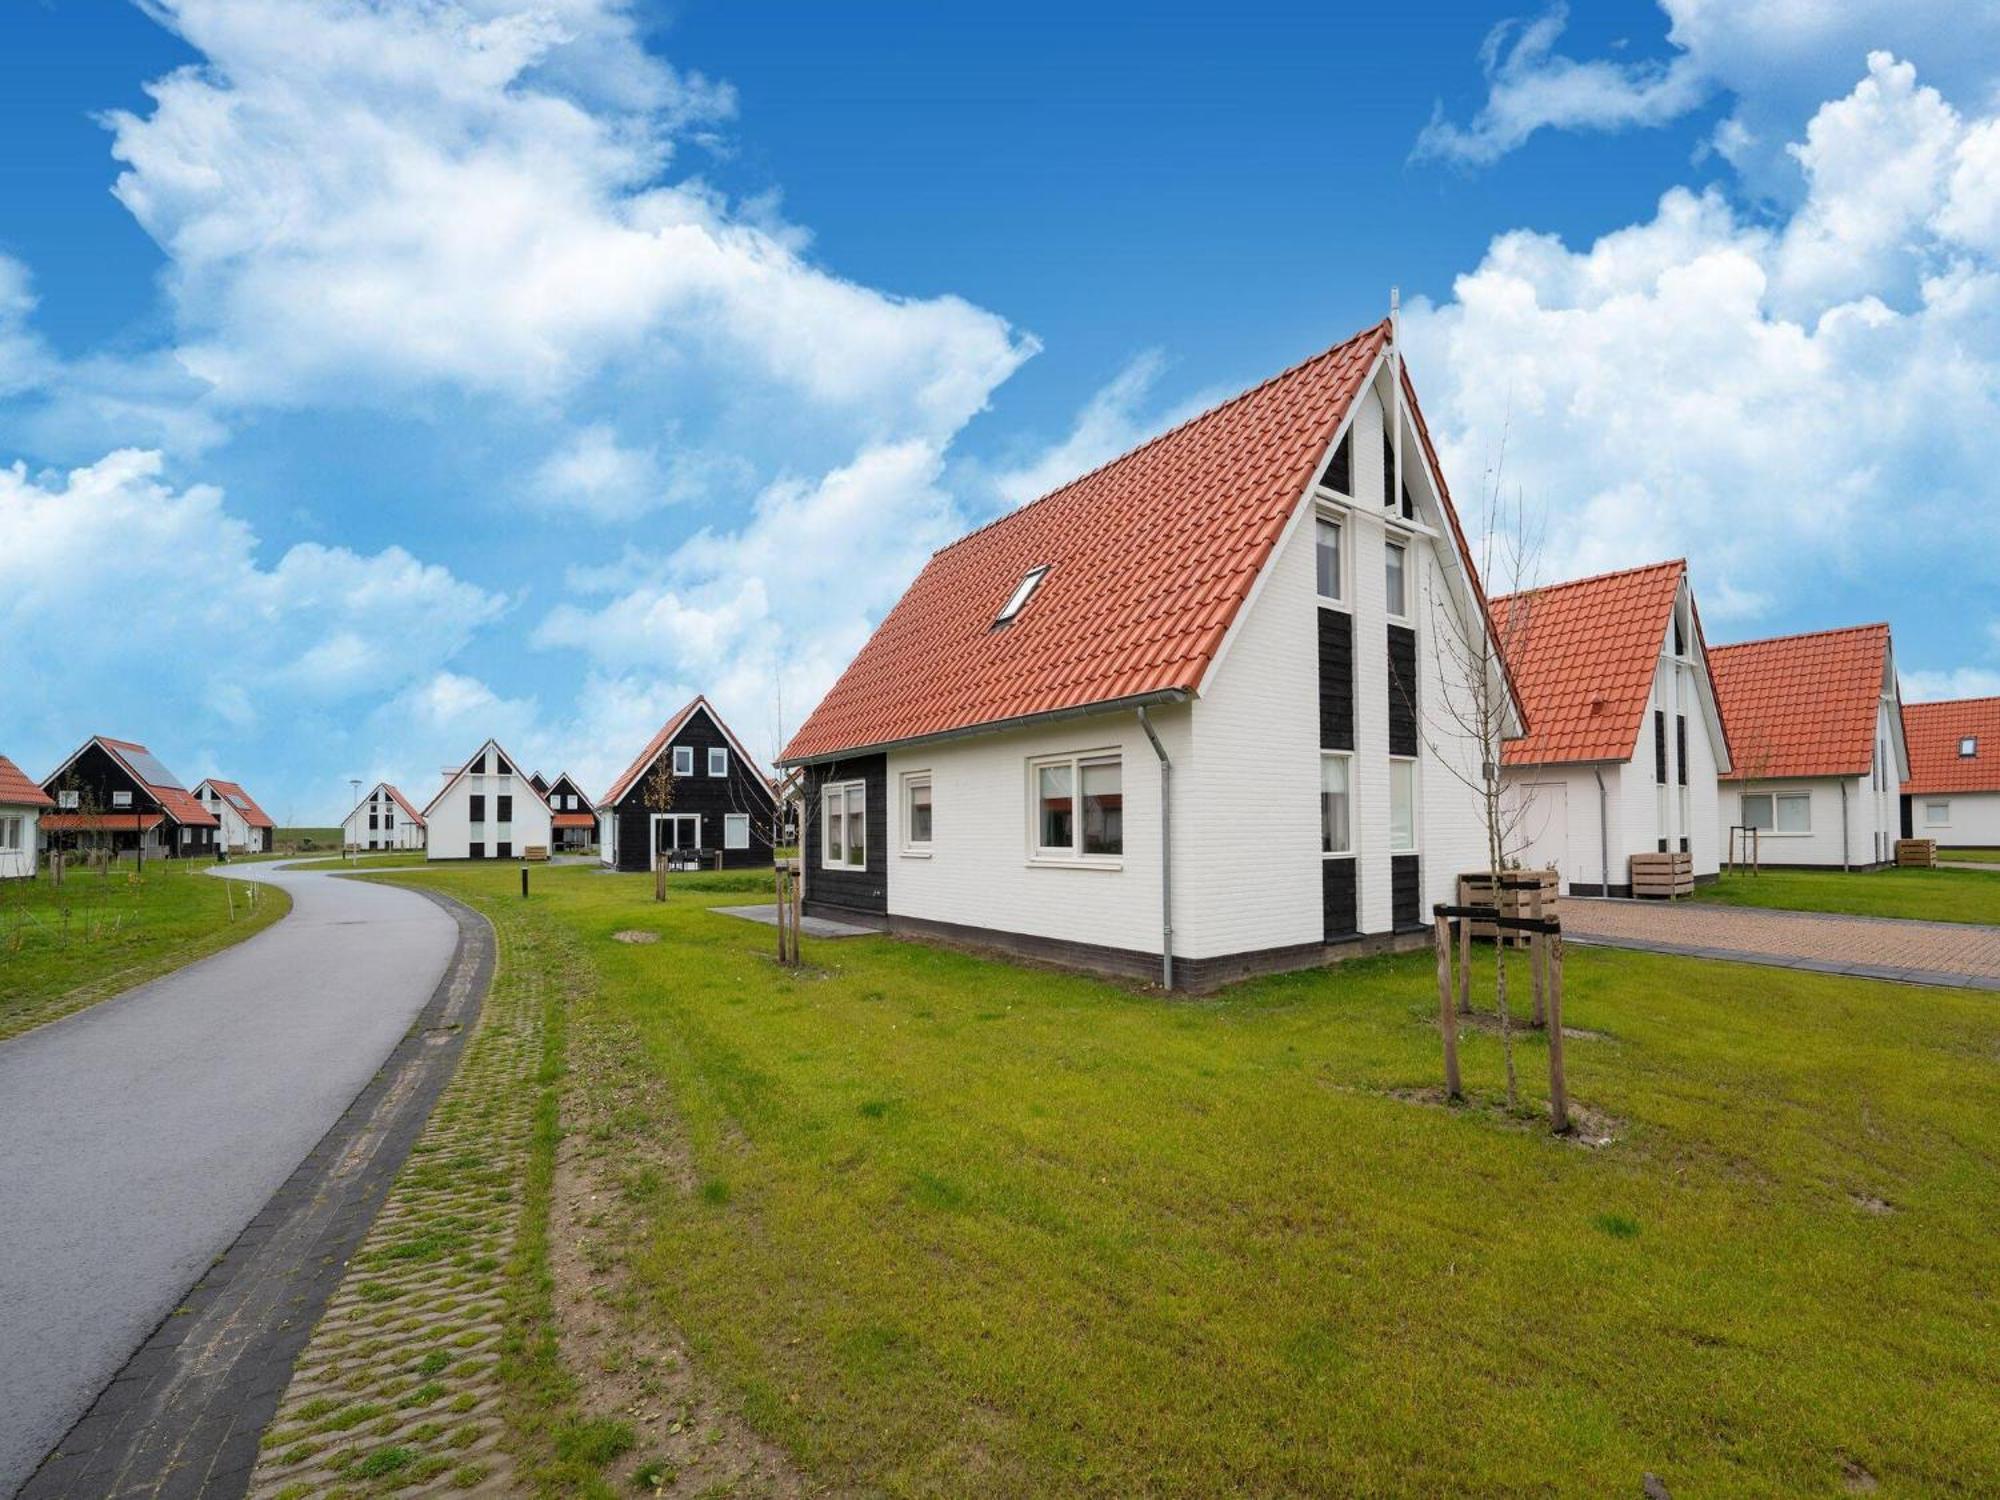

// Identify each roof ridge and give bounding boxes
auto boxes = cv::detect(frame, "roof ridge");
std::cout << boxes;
[1492,557,1683,606]
[1906,695,2000,709]
[1711,621,1890,654]
[931,319,1391,562]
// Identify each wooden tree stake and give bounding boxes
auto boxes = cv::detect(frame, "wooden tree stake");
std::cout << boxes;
[1546,930,1570,1134]
[1529,885,1547,1029]
[1433,914,1462,1101]
[1456,910,1472,1016]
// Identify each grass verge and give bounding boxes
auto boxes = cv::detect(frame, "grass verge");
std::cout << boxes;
[1941,846,2000,864]
[0,862,290,1042]
[1691,865,2000,923]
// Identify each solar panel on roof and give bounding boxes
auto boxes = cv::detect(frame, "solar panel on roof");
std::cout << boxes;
[118,746,185,790]
[227,793,251,811]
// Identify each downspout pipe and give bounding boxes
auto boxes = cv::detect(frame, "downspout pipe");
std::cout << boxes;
[1593,766,1611,898]
[1840,780,1850,872]
[1136,706,1174,991]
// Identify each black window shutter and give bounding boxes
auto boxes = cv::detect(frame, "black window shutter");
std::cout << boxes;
[498,794,513,821]
[1654,711,1667,785]
[1676,715,1688,786]
[469,794,485,821]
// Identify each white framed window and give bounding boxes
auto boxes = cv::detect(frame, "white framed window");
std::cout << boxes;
[1030,752,1123,862]
[1925,800,1950,827]
[1389,757,1417,852]
[1314,516,1344,603]
[1961,737,1978,758]
[112,789,132,808]
[672,745,694,777]
[58,789,79,810]
[708,747,728,777]
[996,565,1050,625]
[1741,791,1810,833]
[1384,540,1408,620]
[0,815,19,850]
[1320,753,1353,855]
[902,772,933,852]
[723,813,750,849]
[822,781,866,870]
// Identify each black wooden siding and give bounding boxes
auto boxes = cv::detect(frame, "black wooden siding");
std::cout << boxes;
[803,755,888,914]
[1654,710,1668,784]
[608,706,780,873]
[42,742,213,858]
[1386,625,1418,757]
[1322,859,1358,941]
[1317,608,1354,752]
[1390,854,1421,929]
[1675,714,1688,786]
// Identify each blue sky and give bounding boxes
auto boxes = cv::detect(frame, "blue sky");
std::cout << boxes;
[3,0,1998,821]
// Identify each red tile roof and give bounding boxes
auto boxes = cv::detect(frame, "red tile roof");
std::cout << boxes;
[382,784,427,828]
[42,812,165,832]
[1902,698,2000,794]
[551,811,596,829]
[780,324,1515,763]
[0,755,55,808]
[199,778,274,829]
[1493,560,1688,765]
[1710,624,1891,780]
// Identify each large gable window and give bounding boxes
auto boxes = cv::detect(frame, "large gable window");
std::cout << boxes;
[1742,791,1810,833]
[1317,432,1352,495]
[995,566,1050,626]
[1031,752,1122,861]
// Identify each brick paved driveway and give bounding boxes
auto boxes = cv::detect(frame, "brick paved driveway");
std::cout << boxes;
[1563,899,2000,990]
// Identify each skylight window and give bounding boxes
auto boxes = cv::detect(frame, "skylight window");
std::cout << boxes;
[995,566,1050,625]
[1962,736,1979,758]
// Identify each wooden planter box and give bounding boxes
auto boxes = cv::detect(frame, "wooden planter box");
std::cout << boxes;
[1457,869,1559,944]
[1895,838,1937,868]
[1630,850,1693,899]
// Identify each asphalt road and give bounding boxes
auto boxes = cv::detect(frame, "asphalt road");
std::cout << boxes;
[0,863,456,1495]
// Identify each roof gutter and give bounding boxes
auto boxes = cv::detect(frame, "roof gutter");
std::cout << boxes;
[1135,705,1175,992]
[777,689,1193,768]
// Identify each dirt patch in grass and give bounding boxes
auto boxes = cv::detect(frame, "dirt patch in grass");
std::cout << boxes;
[1375,1083,1623,1148]
[554,1022,806,1497]
[611,930,659,945]
[1848,1193,1896,1215]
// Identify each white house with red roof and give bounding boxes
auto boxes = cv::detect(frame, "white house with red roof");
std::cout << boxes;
[1710,624,1908,869]
[37,736,220,861]
[424,740,550,860]
[776,319,1522,990]
[0,754,56,879]
[1900,698,2000,849]
[1491,560,1732,896]
[341,782,428,852]
[194,778,276,855]
[598,697,779,871]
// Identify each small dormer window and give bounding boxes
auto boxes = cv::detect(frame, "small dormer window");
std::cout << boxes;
[1317,432,1351,495]
[995,566,1049,626]
[1962,736,1979,758]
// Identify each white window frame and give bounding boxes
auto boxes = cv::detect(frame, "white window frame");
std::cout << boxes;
[1314,512,1346,606]
[1028,750,1124,866]
[1961,737,1978,758]
[822,781,866,871]
[1924,800,1950,827]
[112,789,132,809]
[1740,790,1812,835]
[1320,751,1354,857]
[723,812,750,849]
[58,789,79,810]
[1388,756,1418,853]
[995,565,1050,625]
[900,771,933,855]
[0,815,19,851]
[1383,538,1410,622]
[672,745,694,777]
[708,747,728,778]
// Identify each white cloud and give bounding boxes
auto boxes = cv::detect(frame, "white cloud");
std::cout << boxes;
[0,256,50,399]
[1414,5,1708,166]
[103,0,1033,438]
[0,448,507,732]
[985,351,1217,509]
[1903,667,2000,702]
[1418,0,2000,179]
[1403,55,2000,627]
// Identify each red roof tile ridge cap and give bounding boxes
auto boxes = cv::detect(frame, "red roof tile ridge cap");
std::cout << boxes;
[1491,557,1685,607]
[927,320,1391,563]
[1907,695,2000,709]
[1710,621,1891,655]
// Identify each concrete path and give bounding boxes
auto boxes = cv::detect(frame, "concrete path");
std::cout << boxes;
[713,903,878,937]
[1563,897,2000,990]
[0,863,458,1496]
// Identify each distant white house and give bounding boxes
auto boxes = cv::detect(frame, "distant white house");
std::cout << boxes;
[0,755,54,879]
[341,783,428,852]
[1493,560,1732,895]
[193,778,275,854]
[1901,698,2000,848]
[1710,624,1908,869]
[423,740,550,860]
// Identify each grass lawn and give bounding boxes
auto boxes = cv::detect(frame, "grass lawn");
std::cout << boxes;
[362,862,2000,1497]
[0,861,290,1041]
[1692,865,2000,924]
[1941,846,2000,864]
